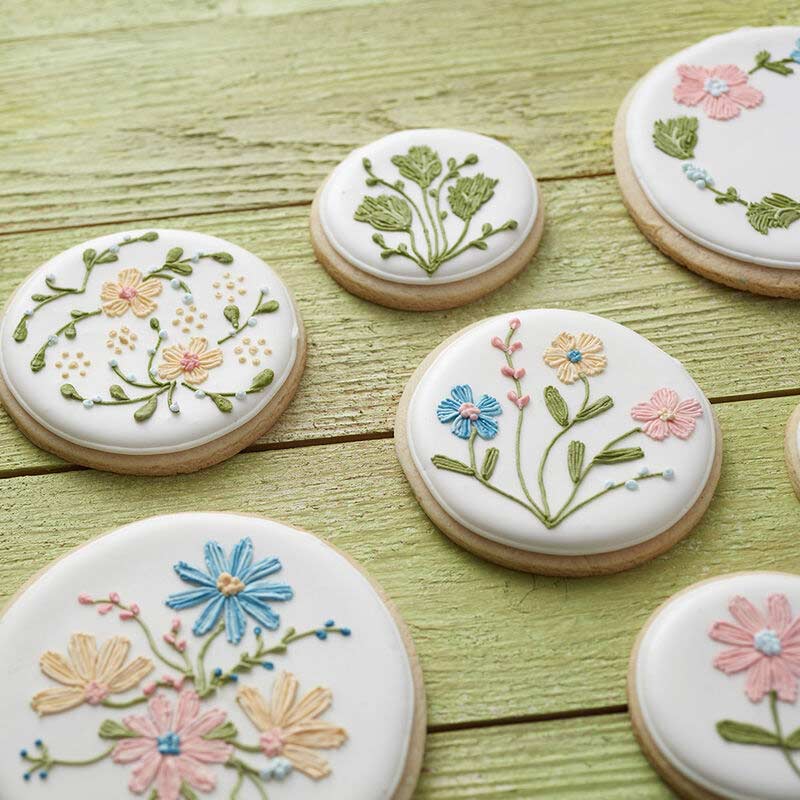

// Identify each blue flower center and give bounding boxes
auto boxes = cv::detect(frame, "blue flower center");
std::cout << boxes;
[753,628,782,657]
[704,76,729,97]
[157,732,181,756]
[566,349,583,363]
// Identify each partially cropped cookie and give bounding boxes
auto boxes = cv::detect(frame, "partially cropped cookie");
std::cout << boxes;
[615,26,800,297]
[0,513,425,800]
[0,230,305,474]
[395,309,721,575]
[311,129,543,310]
[629,572,800,799]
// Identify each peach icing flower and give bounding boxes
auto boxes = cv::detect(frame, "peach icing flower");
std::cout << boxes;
[630,388,702,441]
[31,633,153,715]
[101,268,162,318]
[542,333,606,384]
[709,594,800,703]
[673,64,763,121]
[112,690,232,800]
[237,671,347,779]
[157,337,223,384]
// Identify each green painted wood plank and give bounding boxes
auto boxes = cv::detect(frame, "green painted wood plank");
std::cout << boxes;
[2,177,800,472]
[2,0,403,40]
[2,395,798,726]
[417,714,673,799]
[1,0,797,231]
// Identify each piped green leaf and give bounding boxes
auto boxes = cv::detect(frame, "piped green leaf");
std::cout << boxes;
[167,262,193,276]
[593,446,644,464]
[209,252,233,264]
[203,721,238,741]
[249,368,275,392]
[165,247,184,263]
[354,195,412,231]
[784,728,800,749]
[60,383,83,401]
[140,232,159,242]
[390,145,442,188]
[30,346,47,372]
[223,305,240,328]
[209,393,233,413]
[134,395,158,422]
[82,248,97,266]
[150,317,160,331]
[567,441,585,483]
[652,116,698,159]
[255,300,279,315]
[746,194,800,235]
[12,317,28,342]
[31,293,52,302]
[98,720,138,740]
[179,784,199,800]
[716,720,782,747]
[481,447,499,480]
[575,396,613,422]
[543,386,569,427]
[109,384,129,401]
[448,173,498,220]
[431,455,474,476]
[63,323,77,339]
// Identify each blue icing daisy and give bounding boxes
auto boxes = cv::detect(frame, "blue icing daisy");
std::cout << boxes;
[166,537,293,644]
[436,384,502,440]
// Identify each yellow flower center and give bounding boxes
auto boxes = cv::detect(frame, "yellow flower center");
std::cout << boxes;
[216,572,245,596]
[659,407,675,421]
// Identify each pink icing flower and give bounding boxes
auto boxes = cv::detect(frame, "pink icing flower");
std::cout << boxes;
[630,388,702,441]
[709,594,800,703]
[113,690,233,800]
[673,64,763,120]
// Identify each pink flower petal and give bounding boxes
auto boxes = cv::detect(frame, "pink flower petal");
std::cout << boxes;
[729,595,766,634]
[675,398,703,418]
[180,708,227,740]
[768,594,794,634]
[778,648,800,676]
[181,737,233,764]
[704,93,740,120]
[631,401,660,423]
[771,657,798,702]
[148,694,173,735]
[728,83,764,109]
[155,757,182,800]
[667,415,697,440]
[123,714,159,739]
[709,621,755,647]
[174,690,200,731]
[650,388,679,411]
[641,418,670,441]
[779,616,800,647]
[745,656,772,702]
[176,755,217,791]
[713,646,762,674]
[113,738,156,765]
[711,64,748,85]
[128,750,162,794]
[677,64,712,82]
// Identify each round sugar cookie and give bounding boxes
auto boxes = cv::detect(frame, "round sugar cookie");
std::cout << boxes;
[0,513,425,800]
[0,230,306,475]
[615,27,800,298]
[310,129,543,310]
[784,403,800,501]
[629,572,800,800]
[395,309,721,576]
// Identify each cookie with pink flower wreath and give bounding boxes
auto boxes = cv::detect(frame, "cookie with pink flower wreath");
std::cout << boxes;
[629,572,800,799]
[395,309,721,576]
[614,27,800,298]
[0,513,426,800]
[0,230,306,474]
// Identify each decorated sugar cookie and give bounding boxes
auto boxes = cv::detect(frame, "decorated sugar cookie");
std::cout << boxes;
[0,230,305,474]
[629,572,800,799]
[395,309,721,575]
[615,26,800,297]
[0,513,425,800]
[310,129,543,310]
[784,404,800,501]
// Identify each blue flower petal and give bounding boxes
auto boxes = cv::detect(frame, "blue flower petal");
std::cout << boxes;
[476,394,502,417]
[450,384,473,405]
[228,537,254,578]
[204,541,228,579]
[225,596,247,644]
[166,587,218,610]
[475,415,499,440]
[792,49,800,64]
[436,397,461,423]
[451,415,471,439]
[242,581,294,601]
[192,594,227,636]
[238,594,281,630]
[173,561,216,588]
[241,556,282,584]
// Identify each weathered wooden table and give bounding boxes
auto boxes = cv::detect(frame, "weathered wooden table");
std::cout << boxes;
[2,1,800,796]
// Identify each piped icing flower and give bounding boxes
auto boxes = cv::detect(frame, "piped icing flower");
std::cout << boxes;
[101,269,163,318]
[237,671,347,780]
[630,388,702,440]
[673,64,763,120]
[112,689,232,800]
[157,337,223,385]
[31,634,153,715]
[166,537,293,644]
[542,333,606,384]
[436,384,502,439]
[709,594,800,703]
[792,38,800,64]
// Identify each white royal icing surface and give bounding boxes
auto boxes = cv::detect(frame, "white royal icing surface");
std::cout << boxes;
[636,573,800,800]
[406,309,716,556]
[0,513,416,800]
[627,27,800,268]
[319,129,538,285]
[0,230,300,455]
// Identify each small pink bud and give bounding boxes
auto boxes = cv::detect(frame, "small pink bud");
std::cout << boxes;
[509,341,523,352]
[98,603,113,615]
[514,368,526,379]
[163,633,176,646]
[130,604,140,616]
[516,394,531,409]
[509,318,521,330]
[171,618,181,633]
[177,640,187,652]
[119,610,135,621]
[490,336,506,351]
[507,390,518,404]
[109,592,120,604]
[162,674,174,686]
[500,366,514,377]
[143,682,157,696]
[173,675,185,690]
[78,593,93,605]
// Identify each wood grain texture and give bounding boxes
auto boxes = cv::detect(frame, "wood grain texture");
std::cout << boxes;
[2,394,798,727]
[418,714,673,798]
[1,0,798,232]
[3,178,800,473]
